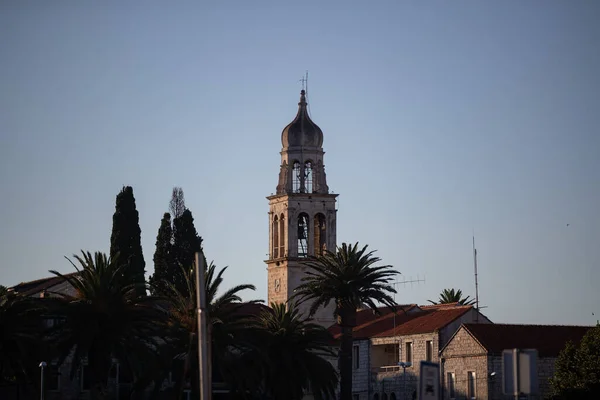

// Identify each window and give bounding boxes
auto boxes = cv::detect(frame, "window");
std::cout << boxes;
[47,364,60,391]
[405,342,413,364]
[447,372,455,399]
[279,213,285,256]
[304,161,313,193]
[373,394,379,400]
[81,365,91,391]
[292,161,302,193]
[272,215,279,258]
[426,340,433,362]
[467,371,476,399]
[313,213,326,255]
[353,395,360,400]
[297,213,309,257]
[353,345,360,369]
[390,393,396,400]
[382,394,388,400]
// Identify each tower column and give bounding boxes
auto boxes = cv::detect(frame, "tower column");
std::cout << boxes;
[266,89,338,327]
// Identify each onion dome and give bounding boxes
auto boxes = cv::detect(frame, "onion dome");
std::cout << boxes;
[281,90,324,149]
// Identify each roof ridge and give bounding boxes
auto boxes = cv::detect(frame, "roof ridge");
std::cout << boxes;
[466,322,595,328]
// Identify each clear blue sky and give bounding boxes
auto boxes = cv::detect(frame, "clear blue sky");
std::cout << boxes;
[1,1,599,326]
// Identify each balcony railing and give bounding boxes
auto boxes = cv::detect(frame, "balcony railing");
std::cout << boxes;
[371,365,403,381]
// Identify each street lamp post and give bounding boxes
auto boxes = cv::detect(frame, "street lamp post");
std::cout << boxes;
[39,362,47,400]
[397,362,412,400]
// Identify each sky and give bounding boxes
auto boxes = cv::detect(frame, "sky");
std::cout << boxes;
[1,1,599,326]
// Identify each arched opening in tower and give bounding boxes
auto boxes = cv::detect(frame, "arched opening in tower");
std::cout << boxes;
[292,161,302,193]
[304,161,313,193]
[279,213,285,257]
[297,212,309,258]
[314,213,326,255]
[272,214,279,258]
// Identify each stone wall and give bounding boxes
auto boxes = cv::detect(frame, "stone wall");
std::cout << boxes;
[440,327,488,400]
[352,339,371,398]
[369,332,441,400]
[443,327,560,400]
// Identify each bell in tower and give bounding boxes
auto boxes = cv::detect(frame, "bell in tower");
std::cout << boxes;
[266,89,338,327]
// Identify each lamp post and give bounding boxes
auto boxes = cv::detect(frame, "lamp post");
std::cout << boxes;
[488,372,496,400]
[39,361,47,400]
[397,362,412,400]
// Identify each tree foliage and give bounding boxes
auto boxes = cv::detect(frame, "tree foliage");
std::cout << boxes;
[549,324,600,399]
[293,242,399,400]
[48,251,165,399]
[149,213,174,295]
[172,209,203,293]
[427,288,476,306]
[109,186,146,293]
[0,288,48,387]
[238,302,338,400]
[159,258,259,398]
[169,187,186,220]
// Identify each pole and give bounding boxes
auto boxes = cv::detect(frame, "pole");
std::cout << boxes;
[513,349,520,400]
[195,252,211,400]
[473,235,480,322]
[403,365,406,400]
[39,362,47,400]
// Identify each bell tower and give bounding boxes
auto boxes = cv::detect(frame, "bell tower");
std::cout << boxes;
[266,90,337,326]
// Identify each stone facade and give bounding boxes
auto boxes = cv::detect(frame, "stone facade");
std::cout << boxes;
[441,326,564,400]
[343,307,492,400]
[265,91,338,327]
[440,327,488,400]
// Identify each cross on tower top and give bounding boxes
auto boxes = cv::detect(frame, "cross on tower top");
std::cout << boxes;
[299,71,308,91]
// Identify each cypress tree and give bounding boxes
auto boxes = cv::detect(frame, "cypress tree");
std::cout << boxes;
[149,213,174,295]
[169,187,186,220]
[173,209,203,294]
[109,186,146,294]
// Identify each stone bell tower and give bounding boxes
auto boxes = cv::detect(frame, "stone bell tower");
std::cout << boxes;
[266,89,337,326]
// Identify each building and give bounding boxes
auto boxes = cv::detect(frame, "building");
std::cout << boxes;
[440,323,593,400]
[265,89,338,326]
[327,303,492,400]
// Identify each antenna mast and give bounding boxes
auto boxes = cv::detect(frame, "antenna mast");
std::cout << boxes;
[473,235,480,320]
[390,275,426,362]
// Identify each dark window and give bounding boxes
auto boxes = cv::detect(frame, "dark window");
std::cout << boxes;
[353,345,360,369]
[390,393,396,400]
[47,365,60,391]
[272,215,279,258]
[405,342,413,364]
[313,213,326,256]
[467,371,476,399]
[279,213,285,257]
[447,373,455,399]
[81,365,91,391]
[297,213,309,257]
[426,340,433,362]
[292,161,302,193]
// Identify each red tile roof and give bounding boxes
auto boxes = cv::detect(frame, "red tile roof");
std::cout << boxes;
[328,304,474,340]
[463,323,593,357]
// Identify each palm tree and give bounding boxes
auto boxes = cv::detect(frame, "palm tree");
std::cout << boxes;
[159,258,260,398]
[427,288,476,306]
[293,242,400,400]
[48,251,167,399]
[0,287,48,391]
[239,302,338,400]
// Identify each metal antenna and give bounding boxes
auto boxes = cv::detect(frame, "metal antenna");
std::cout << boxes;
[473,235,480,320]
[390,274,426,364]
